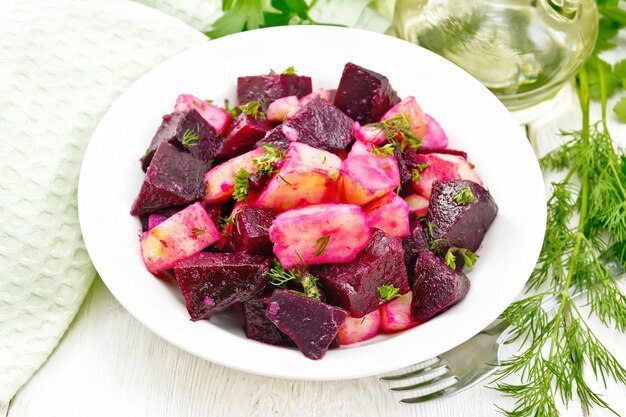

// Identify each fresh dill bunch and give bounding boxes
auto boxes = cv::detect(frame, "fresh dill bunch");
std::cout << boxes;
[493,60,626,417]
[253,145,286,176]
[232,168,251,202]
[365,114,423,153]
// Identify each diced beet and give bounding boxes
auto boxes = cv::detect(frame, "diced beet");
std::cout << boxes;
[131,141,209,216]
[333,62,399,124]
[173,252,271,321]
[312,229,410,318]
[394,147,416,197]
[237,73,312,105]
[277,98,354,153]
[411,251,470,322]
[217,114,274,160]
[417,147,468,160]
[265,289,348,360]
[248,171,270,191]
[427,180,498,252]
[402,213,430,285]
[140,110,221,171]
[200,203,224,227]
[243,294,293,346]
[227,206,277,256]
[255,126,291,150]
[148,214,168,230]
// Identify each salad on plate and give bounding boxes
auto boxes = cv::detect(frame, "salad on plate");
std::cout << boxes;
[130,62,498,360]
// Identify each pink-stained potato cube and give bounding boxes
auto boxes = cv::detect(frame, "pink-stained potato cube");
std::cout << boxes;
[140,202,220,274]
[337,309,382,345]
[269,203,371,269]
[380,292,419,333]
[175,94,232,135]
[404,194,429,218]
[412,153,482,199]
[204,147,265,203]
[422,114,448,149]
[299,88,332,107]
[337,141,400,206]
[380,96,428,139]
[363,192,410,238]
[255,143,341,212]
[353,121,386,145]
[266,95,300,122]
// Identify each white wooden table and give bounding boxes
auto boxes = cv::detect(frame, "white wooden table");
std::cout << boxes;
[1,83,625,417]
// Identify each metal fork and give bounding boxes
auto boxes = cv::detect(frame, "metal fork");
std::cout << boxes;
[381,255,625,404]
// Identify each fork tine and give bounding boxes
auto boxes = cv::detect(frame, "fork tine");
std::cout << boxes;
[390,375,457,392]
[400,383,465,404]
[381,362,446,381]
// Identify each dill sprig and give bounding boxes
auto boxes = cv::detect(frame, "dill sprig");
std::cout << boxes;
[253,145,286,176]
[232,168,251,202]
[371,143,396,157]
[493,56,626,417]
[268,261,320,300]
[313,235,331,257]
[365,114,423,153]
[181,129,199,147]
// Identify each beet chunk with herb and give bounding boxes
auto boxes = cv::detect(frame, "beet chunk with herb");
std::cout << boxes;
[278,98,354,153]
[411,251,470,322]
[243,294,293,346]
[173,252,271,321]
[237,73,312,106]
[131,141,209,216]
[402,213,430,285]
[312,229,410,318]
[255,126,291,150]
[227,206,277,256]
[265,289,348,360]
[427,180,498,252]
[333,62,399,124]
[140,110,221,171]
[217,114,274,160]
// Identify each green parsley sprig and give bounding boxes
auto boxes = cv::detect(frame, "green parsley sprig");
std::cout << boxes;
[378,285,401,302]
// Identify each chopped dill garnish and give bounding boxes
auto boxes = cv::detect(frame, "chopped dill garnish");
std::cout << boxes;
[365,114,423,153]
[181,129,199,147]
[371,143,395,157]
[313,235,331,257]
[232,168,251,202]
[253,145,286,176]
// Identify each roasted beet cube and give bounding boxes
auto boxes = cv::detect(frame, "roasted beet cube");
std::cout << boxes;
[394,148,415,197]
[427,180,498,252]
[265,289,348,360]
[131,141,209,216]
[237,73,312,105]
[402,213,430,285]
[140,110,221,171]
[173,252,271,320]
[255,126,291,150]
[217,114,274,160]
[200,203,224,227]
[227,206,277,256]
[279,98,354,153]
[312,229,410,317]
[243,294,293,346]
[333,62,399,124]
[411,251,470,322]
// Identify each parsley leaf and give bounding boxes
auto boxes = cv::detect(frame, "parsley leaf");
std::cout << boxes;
[239,100,264,119]
[453,186,476,205]
[233,168,251,202]
[378,285,401,302]
[613,95,626,123]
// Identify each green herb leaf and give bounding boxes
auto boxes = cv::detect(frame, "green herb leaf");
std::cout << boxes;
[427,221,434,238]
[239,100,264,119]
[282,65,297,75]
[453,186,475,205]
[445,247,479,270]
[444,249,457,270]
[371,143,395,157]
[206,0,265,39]
[365,114,423,153]
[192,227,206,237]
[313,235,330,257]
[253,144,286,176]
[181,129,200,147]
[233,168,251,202]
[614,95,626,122]
[411,169,421,183]
[268,261,320,300]
[377,285,401,302]
[329,171,339,180]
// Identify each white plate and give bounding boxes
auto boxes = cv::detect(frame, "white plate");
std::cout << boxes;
[78,26,546,380]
